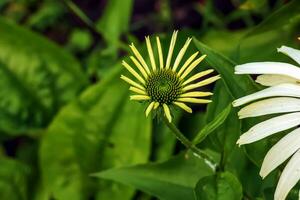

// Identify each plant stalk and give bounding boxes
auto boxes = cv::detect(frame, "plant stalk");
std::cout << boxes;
[163,117,218,171]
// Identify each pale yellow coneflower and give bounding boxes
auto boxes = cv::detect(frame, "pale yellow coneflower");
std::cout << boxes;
[121,31,220,122]
[233,45,300,200]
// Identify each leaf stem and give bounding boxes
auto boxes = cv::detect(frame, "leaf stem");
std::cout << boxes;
[163,117,218,171]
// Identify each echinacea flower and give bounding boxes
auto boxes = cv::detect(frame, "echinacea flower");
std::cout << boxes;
[121,31,220,122]
[233,45,300,200]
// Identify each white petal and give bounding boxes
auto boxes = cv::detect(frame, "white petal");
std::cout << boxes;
[235,62,300,80]
[256,74,299,86]
[237,112,300,145]
[274,149,300,200]
[278,45,300,65]
[260,127,300,179]
[233,83,300,107]
[238,97,300,119]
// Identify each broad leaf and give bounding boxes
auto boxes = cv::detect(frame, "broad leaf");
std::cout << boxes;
[40,66,151,200]
[0,157,30,200]
[193,39,258,99]
[94,152,214,200]
[0,17,87,135]
[194,172,242,200]
[97,0,133,54]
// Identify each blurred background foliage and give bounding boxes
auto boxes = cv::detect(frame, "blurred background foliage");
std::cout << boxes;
[0,0,299,199]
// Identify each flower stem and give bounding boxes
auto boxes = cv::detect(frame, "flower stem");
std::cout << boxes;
[163,117,217,171]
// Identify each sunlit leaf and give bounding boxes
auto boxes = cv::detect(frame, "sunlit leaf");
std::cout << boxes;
[194,172,242,200]
[0,17,87,135]
[40,67,151,200]
[94,151,214,200]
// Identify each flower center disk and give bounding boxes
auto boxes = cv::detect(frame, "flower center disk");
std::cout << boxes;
[145,69,182,104]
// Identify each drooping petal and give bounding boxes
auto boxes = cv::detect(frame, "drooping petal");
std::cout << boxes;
[182,75,221,92]
[233,83,300,107]
[238,97,300,119]
[180,91,212,98]
[274,149,300,200]
[277,45,300,65]
[182,69,214,86]
[156,37,164,69]
[180,55,206,79]
[177,52,199,76]
[256,74,299,86]
[153,102,160,109]
[172,38,192,71]
[129,43,151,74]
[163,104,172,122]
[146,36,157,71]
[130,95,150,101]
[177,98,211,104]
[129,86,146,95]
[173,102,192,113]
[237,112,300,145]
[122,61,146,84]
[235,62,300,80]
[120,75,145,90]
[260,127,300,179]
[145,102,155,117]
[165,31,178,69]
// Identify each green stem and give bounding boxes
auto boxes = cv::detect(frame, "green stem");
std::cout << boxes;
[163,117,218,171]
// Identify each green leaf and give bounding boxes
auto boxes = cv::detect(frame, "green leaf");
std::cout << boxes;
[97,0,133,54]
[193,39,257,99]
[94,152,214,200]
[0,157,30,200]
[243,0,300,37]
[202,82,241,166]
[193,104,231,145]
[0,17,87,135]
[194,172,242,200]
[40,66,151,200]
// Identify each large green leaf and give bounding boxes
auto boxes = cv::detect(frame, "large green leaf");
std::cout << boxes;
[194,172,242,200]
[193,39,258,99]
[94,152,214,200]
[0,157,30,200]
[97,0,133,54]
[0,17,87,135]
[40,66,151,200]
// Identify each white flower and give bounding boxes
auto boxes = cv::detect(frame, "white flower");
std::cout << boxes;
[233,45,300,200]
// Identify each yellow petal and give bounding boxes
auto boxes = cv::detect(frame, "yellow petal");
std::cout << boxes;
[146,36,157,71]
[177,98,211,104]
[122,61,145,84]
[156,37,164,69]
[172,38,192,71]
[177,52,199,76]
[173,102,192,113]
[163,104,172,122]
[129,86,146,95]
[183,75,220,92]
[130,95,150,101]
[129,43,151,74]
[121,75,145,90]
[180,55,206,80]
[182,69,214,86]
[180,91,213,98]
[165,30,178,69]
[154,102,160,109]
[130,56,148,79]
[145,102,155,117]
